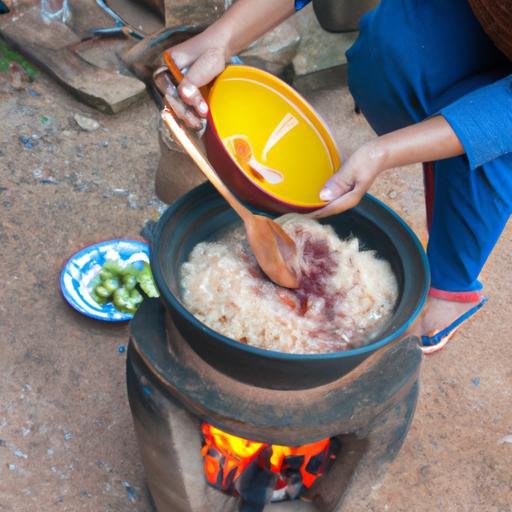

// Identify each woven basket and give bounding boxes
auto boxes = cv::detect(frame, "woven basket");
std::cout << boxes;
[468,0,512,60]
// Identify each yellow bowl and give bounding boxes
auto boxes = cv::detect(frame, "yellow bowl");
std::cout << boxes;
[203,65,341,213]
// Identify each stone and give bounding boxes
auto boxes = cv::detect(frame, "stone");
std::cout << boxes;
[239,18,301,77]
[6,62,29,90]
[73,113,100,132]
[164,0,228,27]
[162,0,300,77]
[292,4,358,77]
[0,5,148,114]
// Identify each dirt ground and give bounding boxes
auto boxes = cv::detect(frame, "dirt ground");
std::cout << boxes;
[1,55,511,512]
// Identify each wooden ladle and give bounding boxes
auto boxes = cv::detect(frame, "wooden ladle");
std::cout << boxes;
[158,58,300,289]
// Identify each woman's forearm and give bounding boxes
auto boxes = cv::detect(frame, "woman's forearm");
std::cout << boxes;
[313,115,466,216]
[164,0,295,126]
[197,0,296,59]
[368,115,465,169]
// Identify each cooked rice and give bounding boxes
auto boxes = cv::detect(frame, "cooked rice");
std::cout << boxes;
[180,214,398,354]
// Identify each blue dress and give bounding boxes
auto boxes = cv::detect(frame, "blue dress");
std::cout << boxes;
[297,0,512,297]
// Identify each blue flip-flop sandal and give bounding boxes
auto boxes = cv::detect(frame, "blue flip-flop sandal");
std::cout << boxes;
[421,296,488,355]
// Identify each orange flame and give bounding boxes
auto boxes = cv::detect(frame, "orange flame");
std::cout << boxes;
[201,423,333,493]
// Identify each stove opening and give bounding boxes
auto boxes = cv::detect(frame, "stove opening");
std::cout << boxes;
[201,422,339,506]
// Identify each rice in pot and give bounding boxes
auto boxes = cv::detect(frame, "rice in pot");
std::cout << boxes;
[180,214,398,354]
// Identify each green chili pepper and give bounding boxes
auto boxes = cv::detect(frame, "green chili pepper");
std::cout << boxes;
[130,288,143,306]
[99,269,115,281]
[122,273,137,290]
[102,260,124,275]
[113,287,136,313]
[90,258,159,313]
[91,289,109,305]
[94,285,111,299]
[102,277,121,293]
[137,262,159,298]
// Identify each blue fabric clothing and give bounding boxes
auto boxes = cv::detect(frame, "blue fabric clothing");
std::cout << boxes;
[300,0,512,293]
[441,77,512,170]
[346,1,511,133]
[425,154,511,292]
[295,0,310,10]
[345,0,512,293]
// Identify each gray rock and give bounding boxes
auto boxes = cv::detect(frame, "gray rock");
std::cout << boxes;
[163,0,300,76]
[73,113,100,132]
[292,4,358,77]
[239,18,301,76]
[164,0,228,27]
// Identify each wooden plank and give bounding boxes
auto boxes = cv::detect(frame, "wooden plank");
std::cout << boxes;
[0,3,147,113]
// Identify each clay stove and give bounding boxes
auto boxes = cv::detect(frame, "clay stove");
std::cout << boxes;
[127,298,422,512]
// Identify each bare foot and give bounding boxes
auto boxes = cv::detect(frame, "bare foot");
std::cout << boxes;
[409,296,482,340]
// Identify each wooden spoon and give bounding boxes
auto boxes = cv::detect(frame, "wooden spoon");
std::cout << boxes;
[158,56,300,289]
[160,109,300,288]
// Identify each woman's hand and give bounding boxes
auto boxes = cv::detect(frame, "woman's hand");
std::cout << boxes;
[311,115,465,219]
[162,33,230,129]
[310,142,386,218]
[161,0,296,128]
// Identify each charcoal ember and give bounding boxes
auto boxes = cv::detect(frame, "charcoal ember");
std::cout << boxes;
[305,452,325,474]
[281,454,305,498]
[235,447,278,512]
[283,470,303,499]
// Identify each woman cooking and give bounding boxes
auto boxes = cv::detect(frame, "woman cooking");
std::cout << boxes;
[162,0,512,354]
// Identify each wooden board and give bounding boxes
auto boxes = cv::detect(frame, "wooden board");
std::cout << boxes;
[0,0,156,113]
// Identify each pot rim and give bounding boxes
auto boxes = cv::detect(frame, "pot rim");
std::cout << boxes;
[151,183,430,361]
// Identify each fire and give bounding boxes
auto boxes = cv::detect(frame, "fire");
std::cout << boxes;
[201,423,336,499]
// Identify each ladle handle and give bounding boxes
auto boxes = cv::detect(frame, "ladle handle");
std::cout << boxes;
[163,52,209,98]
[163,52,184,82]
[160,109,251,221]
[160,53,250,220]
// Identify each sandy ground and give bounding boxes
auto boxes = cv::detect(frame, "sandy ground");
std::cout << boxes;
[1,60,511,512]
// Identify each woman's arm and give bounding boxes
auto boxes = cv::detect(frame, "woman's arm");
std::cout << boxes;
[163,0,296,124]
[311,115,464,218]
[313,72,512,218]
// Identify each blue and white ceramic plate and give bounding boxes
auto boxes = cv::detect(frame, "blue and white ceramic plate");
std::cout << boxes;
[60,239,150,322]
